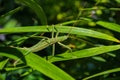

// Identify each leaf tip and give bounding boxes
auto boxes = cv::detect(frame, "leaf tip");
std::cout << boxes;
[116,40,120,43]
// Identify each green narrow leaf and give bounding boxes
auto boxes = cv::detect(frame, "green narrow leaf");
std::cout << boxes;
[0,47,75,80]
[92,56,106,62]
[0,26,119,42]
[83,68,120,80]
[106,53,116,57]
[20,68,33,77]
[0,7,22,18]
[97,21,120,33]
[5,66,27,71]
[48,45,120,62]
[0,59,9,70]
[16,0,47,25]
[0,7,22,23]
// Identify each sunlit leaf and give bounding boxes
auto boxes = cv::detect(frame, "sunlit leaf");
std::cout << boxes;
[0,26,119,42]
[5,66,27,71]
[106,53,116,57]
[0,59,9,70]
[0,47,74,80]
[92,56,106,62]
[49,45,120,62]
[97,21,120,33]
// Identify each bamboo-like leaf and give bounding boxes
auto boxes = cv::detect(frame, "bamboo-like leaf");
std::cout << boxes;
[83,68,120,80]
[0,26,119,42]
[0,47,74,80]
[0,59,9,70]
[49,45,120,62]
[16,0,47,25]
[97,21,120,33]
[5,66,26,71]
[0,7,22,23]
[92,56,106,62]
[106,53,116,57]
[0,7,22,18]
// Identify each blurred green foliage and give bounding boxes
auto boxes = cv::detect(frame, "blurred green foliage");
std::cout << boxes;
[0,0,120,80]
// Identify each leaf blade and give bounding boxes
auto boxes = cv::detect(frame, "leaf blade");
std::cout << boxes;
[17,0,47,25]
[83,67,120,80]
[0,59,9,70]
[0,47,74,80]
[97,21,120,33]
[0,26,119,42]
[49,45,120,62]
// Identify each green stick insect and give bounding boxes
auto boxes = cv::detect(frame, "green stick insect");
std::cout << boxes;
[14,25,72,66]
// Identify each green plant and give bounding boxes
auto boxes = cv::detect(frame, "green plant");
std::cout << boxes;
[0,0,120,80]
